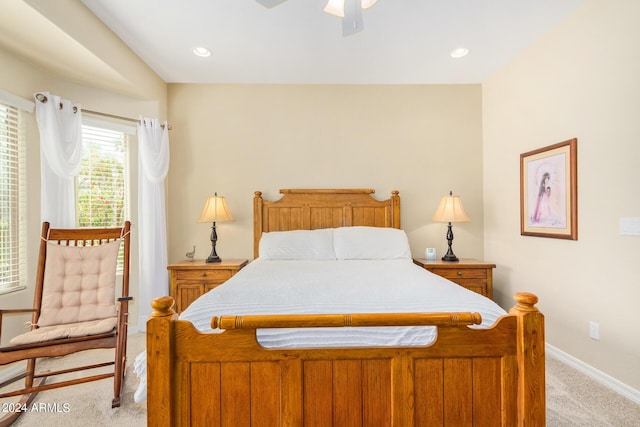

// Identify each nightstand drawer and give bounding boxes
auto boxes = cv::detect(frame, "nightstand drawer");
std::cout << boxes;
[429,268,487,280]
[175,269,232,281]
[454,281,489,297]
[413,258,495,299]
[168,259,248,313]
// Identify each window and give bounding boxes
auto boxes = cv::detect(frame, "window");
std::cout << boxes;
[77,120,131,270]
[77,123,129,228]
[0,101,27,294]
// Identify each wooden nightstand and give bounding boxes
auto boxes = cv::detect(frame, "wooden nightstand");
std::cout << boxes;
[168,259,248,313]
[413,258,496,299]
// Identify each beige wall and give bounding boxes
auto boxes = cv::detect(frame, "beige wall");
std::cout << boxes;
[7,0,637,401]
[166,84,485,265]
[0,38,166,338]
[483,0,640,391]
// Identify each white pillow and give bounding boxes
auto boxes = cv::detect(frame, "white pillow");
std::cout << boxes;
[259,229,336,260]
[333,226,412,260]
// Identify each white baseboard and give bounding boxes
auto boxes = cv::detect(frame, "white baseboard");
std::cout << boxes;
[546,343,640,405]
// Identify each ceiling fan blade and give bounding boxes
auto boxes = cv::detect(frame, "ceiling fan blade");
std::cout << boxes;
[256,0,287,8]
[342,0,364,36]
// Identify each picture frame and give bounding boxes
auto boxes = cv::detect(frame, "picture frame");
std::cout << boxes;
[520,138,577,240]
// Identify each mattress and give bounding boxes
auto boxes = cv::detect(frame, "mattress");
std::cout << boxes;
[133,258,507,402]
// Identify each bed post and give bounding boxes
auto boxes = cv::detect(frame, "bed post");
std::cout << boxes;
[254,191,264,259]
[147,296,178,427]
[390,190,400,228]
[510,292,545,426]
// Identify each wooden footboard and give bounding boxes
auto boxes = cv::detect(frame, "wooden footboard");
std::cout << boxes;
[146,293,545,426]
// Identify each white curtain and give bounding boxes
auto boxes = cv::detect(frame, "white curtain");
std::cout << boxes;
[137,118,170,330]
[34,92,82,228]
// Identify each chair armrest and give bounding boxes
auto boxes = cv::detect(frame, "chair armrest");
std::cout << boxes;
[116,297,132,315]
[0,308,37,315]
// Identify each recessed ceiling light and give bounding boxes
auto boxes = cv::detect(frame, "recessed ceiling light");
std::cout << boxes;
[450,47,470,59]
[192,47,211,57]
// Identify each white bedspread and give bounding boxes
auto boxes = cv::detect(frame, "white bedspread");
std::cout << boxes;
[133,259,506,402]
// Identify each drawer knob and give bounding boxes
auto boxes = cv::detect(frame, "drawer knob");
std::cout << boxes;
[201,272,207,277]
[457,271,462,276]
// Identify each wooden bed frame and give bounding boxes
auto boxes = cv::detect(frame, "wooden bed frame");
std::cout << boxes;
[147,189,545,426]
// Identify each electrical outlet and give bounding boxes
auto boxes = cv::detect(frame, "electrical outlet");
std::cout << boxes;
[589,321,600,341]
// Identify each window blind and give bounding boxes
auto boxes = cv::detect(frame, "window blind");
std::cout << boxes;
[77,124,129,228]
[0,102,27,294]
[77,124,130,271]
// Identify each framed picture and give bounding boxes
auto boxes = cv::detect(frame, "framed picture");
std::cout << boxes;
[520,138,577,240]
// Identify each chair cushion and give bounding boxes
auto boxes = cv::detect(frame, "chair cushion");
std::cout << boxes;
[9,317,117,345]
[36,239,121,327]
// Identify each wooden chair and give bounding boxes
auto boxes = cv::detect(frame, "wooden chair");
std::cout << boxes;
[0,221,132,426]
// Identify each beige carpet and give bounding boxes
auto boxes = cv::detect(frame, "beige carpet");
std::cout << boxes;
[3,333,146,427]
[3,333,640,426]
[546,356,640,426]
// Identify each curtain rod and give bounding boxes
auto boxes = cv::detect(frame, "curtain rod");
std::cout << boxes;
[34,93,172,130]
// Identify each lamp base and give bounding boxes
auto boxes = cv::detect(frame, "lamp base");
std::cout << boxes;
[206,221,221,263]
[442,222,460,262]
[442,253,459,262]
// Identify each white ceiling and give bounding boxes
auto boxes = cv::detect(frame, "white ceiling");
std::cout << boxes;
[0,0,587,87]
[78,0,587,85]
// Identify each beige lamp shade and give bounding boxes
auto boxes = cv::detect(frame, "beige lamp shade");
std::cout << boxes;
[432,191,469,262]
[432,192,470,223]
[197,195,234,223]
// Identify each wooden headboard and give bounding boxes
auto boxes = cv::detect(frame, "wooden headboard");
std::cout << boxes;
[253,189,400,258]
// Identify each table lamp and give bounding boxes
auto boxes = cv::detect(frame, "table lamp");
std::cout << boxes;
[197,193,234,263]
[432,191,470,262]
